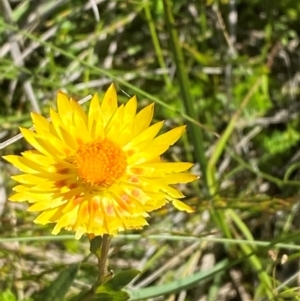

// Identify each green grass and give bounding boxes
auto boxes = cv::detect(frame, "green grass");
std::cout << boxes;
[1,0,300,300]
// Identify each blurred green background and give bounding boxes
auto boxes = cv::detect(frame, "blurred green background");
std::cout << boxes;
[1,0,300,300]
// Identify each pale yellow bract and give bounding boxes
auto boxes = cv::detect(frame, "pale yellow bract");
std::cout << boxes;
[4,84,197,239]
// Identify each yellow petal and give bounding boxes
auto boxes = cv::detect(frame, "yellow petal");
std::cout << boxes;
[153,125,186,147]
[9,191,32,202]
[56,91,73,123]
[31,112,50,134]
[88,94,104,139]
[72,108,90,143]
[34,206,65,224]
[106,104,125,140]
[132,103,154,137]
[128,145,168,165]
[28,196,66,211]
[3,155,44,173]
[88,94,100,123]
[159,173,198,184]
[39,136,72,157]
[22,151,57,168]
[71,98,88,125]
[124,95,137,124]
[172,199,194,213]
[123,121,163,150]
[140,162,194,173]
[20,128,62,159]
[11,174,47,185]
[50,108,77,149]
[101,84,118,125]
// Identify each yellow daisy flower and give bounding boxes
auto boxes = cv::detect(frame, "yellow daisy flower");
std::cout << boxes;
[4,84,197,239]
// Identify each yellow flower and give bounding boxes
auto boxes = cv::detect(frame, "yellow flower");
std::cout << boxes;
[4,84,197,239]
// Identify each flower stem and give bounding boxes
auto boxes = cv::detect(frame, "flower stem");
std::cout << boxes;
[79,234,113,301]
[96,234,112,287]
[162,0,208,187]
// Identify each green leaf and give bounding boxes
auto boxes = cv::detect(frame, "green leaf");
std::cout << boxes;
[127,259,228,300]
[90,236,103,255]
[263,126,300,155]
[38,264,79,301]
[105,270,140,291]
[96,269,140,294]
[0,290,17,301]
[67,270,139,301]
[67,289,130,301]
[66,289,92,301]
[91,291,130,301]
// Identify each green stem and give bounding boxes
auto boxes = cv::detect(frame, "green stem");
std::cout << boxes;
[96,234,112,286]
[81,235,112,301]
[203,74,275,297]
[206,77,262,196]
[205,77,263,234]
[162,0,207,186]
[144,0,171,88]
[229,209,274,299]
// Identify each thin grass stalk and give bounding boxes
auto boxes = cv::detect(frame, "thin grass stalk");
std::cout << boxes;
[144,0,171,88]
[0,20,211,135]
[162,0,207,185]
[205,74,276,296]
[205,77,263,236]
[3,233,300,251]
[229,209,274,299]
[206,77,263,195]
[227,147,285,186]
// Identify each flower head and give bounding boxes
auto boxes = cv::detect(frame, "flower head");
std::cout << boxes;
[4,84,197,239]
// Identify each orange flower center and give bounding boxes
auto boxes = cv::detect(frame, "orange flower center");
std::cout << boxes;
[74,138,127,187]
